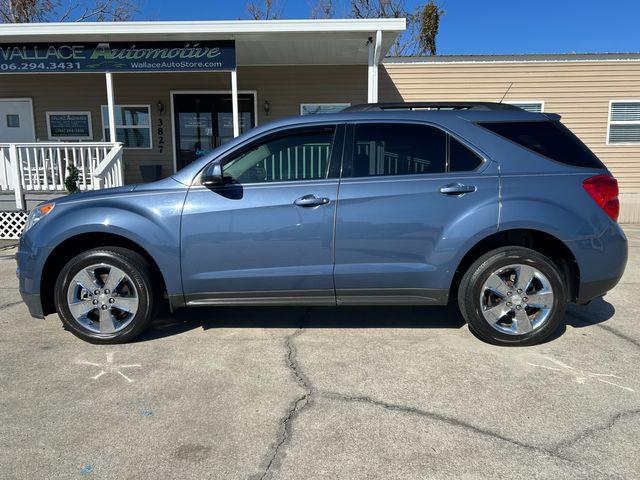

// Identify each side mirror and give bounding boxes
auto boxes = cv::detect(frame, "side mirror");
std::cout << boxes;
[202,163,224,186]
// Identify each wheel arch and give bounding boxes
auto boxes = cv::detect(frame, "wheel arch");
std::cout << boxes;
[40,232,169,316]
[449,228,580,304]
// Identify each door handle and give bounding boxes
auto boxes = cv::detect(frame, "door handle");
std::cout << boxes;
[294,194,330,207]
[439,183,477,196]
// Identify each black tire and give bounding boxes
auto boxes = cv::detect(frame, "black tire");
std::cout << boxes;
[54,247,156,344]
[457,246,567,346]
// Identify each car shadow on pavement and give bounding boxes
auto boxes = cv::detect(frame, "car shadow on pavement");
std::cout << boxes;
[564,297,616,328]
[137,304,467,342]
[543,297,616,343]
[136,297,616,343]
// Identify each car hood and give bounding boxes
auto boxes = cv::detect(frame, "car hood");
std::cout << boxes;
[47,184,139,206]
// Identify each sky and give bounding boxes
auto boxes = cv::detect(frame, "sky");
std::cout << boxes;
[137,0,640,55]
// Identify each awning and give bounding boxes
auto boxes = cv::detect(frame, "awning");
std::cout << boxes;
[0,18,405,65]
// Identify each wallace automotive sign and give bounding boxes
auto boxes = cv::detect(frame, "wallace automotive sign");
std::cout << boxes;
[0,40,235,73]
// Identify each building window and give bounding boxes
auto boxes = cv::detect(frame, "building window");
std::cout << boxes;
[101,105,152,148]
[608,101,640,144]
[506,101,544,113]
[6,114,20,128]
[300,103,350,115]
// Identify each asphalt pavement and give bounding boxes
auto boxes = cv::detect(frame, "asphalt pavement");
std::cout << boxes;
[1,227,639,479]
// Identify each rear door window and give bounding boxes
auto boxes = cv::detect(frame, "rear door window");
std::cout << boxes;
[344,123,483,178]
[348,123,446,178]
[479,120,605,169]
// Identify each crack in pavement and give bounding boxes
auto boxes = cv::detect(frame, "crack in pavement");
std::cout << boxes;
[0,300,23,311]
[255,313,634,480]
[552,408,640,454]
[567,309,640,349]
[320,392,628,479]
[321,390,546,454]
[257,315,314,480]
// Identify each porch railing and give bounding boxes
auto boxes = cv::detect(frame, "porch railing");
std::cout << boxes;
[0,142,124,210]
[259,143,332,182]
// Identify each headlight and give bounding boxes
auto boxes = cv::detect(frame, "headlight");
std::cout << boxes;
[24,203,55,232]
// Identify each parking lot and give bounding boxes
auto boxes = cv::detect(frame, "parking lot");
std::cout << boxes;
[0,227,638,480]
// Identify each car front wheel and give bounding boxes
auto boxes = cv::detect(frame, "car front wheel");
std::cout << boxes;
[457,246,567,346]
[54,247,156,344]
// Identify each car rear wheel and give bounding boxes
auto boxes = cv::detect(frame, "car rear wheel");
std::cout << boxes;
[54,247,156,344]
[457,246,567,346]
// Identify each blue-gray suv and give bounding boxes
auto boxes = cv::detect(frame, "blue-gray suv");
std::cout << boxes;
[16,102,627,346]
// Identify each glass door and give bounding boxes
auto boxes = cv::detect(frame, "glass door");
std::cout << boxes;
[173,93,255,170]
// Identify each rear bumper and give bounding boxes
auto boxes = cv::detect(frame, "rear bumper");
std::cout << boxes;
[577,277,623,304]
[567,222,628,303]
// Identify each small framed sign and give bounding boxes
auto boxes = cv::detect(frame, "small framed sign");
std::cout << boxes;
[46,111,93,140]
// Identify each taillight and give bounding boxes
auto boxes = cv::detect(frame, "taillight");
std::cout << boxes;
[582,174,620,222]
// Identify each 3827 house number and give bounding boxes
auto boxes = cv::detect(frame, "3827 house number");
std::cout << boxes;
[157,118,165,153]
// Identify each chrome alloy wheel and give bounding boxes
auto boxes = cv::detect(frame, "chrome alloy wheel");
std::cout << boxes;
[479,264,555,335]
[66,263,139,334]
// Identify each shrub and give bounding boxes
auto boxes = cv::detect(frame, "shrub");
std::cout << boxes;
[64,165,80,194]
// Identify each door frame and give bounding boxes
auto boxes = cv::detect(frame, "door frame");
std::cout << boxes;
[0,97,36,142]
[170,90,258,173]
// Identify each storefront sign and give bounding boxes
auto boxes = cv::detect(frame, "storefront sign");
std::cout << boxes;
[46,112,93,140]
[0,40,236,73]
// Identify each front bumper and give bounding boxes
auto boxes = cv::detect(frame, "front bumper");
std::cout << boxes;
[16,233,50,319]
[19,290,44,319]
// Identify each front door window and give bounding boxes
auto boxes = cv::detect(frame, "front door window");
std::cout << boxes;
[173,93,255,170]
[222,127,336,184]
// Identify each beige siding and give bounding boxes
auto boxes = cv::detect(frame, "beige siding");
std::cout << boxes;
[381,60,640,194]
[0,65,367,183]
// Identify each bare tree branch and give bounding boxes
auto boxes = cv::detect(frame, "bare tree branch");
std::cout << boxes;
[246,0,282,20]
[347,0,444,56]
[310,0,334,19]
[57,1,79,21]
[0,0,138,23]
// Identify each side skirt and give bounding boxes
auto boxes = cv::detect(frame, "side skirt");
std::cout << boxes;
[336,288,448,306]
[185,289,336,307]
[183,288,449,307]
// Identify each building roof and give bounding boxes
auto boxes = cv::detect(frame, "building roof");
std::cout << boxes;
[0,18,406,66]
[384,52,640,64]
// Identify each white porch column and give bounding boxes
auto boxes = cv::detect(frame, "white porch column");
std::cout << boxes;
[105,72,117,143]
[9,144,25,211]
[231,69,240,138]
[367,30,382,103]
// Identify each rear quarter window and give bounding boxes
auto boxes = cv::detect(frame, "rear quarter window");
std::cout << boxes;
[479,120,605,169]
[449,136,483,172]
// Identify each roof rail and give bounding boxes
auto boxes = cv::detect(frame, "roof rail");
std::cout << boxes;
[343,102,523,112]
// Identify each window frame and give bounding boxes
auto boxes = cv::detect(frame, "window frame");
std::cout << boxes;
[6,114,20,128]
[341,121,487,180]
[300,103,351,116]
[100,104,153,150]
[607,99,640,146]
[198,123,343,186]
